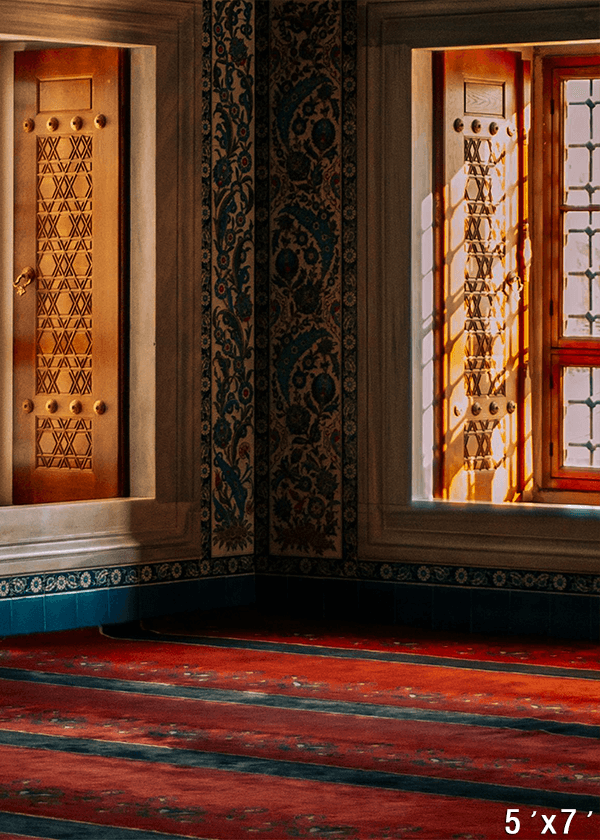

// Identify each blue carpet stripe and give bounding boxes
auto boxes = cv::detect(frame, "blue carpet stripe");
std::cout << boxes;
[105,624,600,680]
[0,810,203,839]
[0,667,597,740]
[0,729,598,814]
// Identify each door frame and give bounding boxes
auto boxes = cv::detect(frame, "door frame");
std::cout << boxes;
[0,0,202,574]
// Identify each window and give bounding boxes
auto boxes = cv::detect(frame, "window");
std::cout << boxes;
[543,57,600,493]
[360,0,600,574]
[434,47,524,504]
[431,47,600,505]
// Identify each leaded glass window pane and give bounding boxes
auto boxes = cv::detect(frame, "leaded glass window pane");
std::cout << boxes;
[564,78,600,205]
[562,78,600,339]
[563,366,600,467]
[563,210,600,336]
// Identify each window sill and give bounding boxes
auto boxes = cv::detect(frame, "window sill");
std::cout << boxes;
[360,499,600,573]
[0,498,196,576]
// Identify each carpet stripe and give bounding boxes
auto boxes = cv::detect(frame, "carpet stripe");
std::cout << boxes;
[0,811,202,840]
[0,667,597,740]
[106,626,600,680]
[0,729,598,813]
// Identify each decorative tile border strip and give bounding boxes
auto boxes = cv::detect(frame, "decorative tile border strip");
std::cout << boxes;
[210,0,256,556]
[200,0,214,563]
[268,0,345,558]
[0,557,255,600]
[255,555,600,595]
[254,0,270,561]
[341,0,358,562]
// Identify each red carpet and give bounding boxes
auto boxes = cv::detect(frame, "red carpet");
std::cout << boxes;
[0,608,598,839]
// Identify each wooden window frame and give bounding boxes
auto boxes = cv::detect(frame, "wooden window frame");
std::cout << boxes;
[542,55,600,492]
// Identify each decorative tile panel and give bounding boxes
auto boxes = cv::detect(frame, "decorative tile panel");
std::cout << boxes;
[341,0,358,560]
[255,0,271,560]
[210,0,255,556]
[269,0,344,557]
[201,0,214,563]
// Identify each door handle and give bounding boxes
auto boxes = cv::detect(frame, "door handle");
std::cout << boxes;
[14,266,35,296]
[502,270,523,300]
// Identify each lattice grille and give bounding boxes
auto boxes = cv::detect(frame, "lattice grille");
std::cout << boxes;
[36,135,92,395]
[35,416,92,470]
[463,136,506,468]
[464,419,501,471]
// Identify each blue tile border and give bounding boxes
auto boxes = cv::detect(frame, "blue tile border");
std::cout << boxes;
[45,591,78,632]
[0,556,255,601]
[256,555,600,595]
[0,597,11,635]
[10,596,45,635]
[76,588,111,627]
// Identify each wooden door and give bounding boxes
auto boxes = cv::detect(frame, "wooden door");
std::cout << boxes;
[439,50,523,502]
[13,48,125,504]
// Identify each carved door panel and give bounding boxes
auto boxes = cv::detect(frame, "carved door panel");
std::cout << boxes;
[13,48,124,504]
[441,50,523,502]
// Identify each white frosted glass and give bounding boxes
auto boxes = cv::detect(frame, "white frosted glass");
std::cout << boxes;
[564,316,591,336]
[565,403,589,441]
[564,367,590,401]
[565,146,589,187]
[562,212,600,336]
[564,230,589,272]
[592,274,600,316]
[565,103,591,144]
[564,275,588,315]
[592,367,600,399]
[565,188,590,204]
[566,211,589,228]
[565,79,590,103]
[565,443,592,467]
[563,367,600,469]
